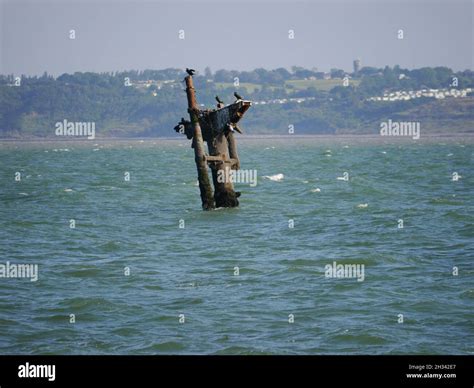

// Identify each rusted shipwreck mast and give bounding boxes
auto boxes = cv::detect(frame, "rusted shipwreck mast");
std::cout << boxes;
[174,73,252,210]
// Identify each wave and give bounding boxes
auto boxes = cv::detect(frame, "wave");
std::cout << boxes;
[263,173,284,181]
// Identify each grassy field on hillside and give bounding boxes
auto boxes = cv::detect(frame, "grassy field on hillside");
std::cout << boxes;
[285,78,360,91]
[215,82,262,93]
[215,78,361,93]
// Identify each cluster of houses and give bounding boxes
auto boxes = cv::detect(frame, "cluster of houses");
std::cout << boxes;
[253,97,316,105]
[307,73,332,80]
[367,88,472,102]
[132,79,179,96]
[245,87,473,107]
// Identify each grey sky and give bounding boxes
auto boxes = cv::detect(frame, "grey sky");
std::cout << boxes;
[1,0,472,76]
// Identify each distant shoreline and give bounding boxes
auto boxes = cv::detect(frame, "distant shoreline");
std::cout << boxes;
[1,133,474,143]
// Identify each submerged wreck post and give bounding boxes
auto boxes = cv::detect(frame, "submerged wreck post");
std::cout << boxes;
[207,131,238,207]
[184,75,215,210]
[175,71,252,209]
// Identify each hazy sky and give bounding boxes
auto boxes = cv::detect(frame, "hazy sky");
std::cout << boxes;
[0,0,472,76]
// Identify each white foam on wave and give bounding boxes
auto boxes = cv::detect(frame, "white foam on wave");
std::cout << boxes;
[357,203,368,208]
[264,173,284,181]
[64,188,74,192]
[311,188,321,193]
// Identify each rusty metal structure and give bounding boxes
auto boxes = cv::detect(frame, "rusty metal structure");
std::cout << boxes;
[174,74,251,210]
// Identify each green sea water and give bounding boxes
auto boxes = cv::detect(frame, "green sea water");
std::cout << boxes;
[0,136,473,354]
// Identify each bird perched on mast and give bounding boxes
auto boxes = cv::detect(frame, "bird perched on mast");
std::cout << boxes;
[186,68,196,76]
[234,91,243,100]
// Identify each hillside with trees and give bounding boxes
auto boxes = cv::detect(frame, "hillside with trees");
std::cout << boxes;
[1,66,473,138]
